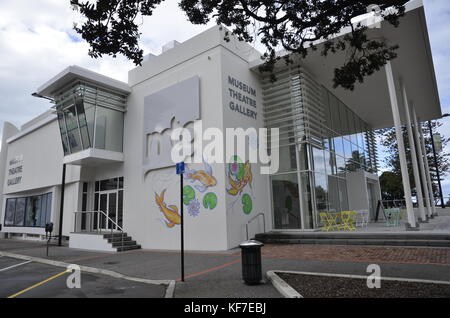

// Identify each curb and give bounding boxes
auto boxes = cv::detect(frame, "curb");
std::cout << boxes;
[266,270,450,298]
[266,271,302,298]
[0,251,176,298]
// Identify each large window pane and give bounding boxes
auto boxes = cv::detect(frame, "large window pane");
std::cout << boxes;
[327,176,340,212]
[45,193,52,224]
[14,198,26,226]
[278,145,297,173]
[25,196,41,227]
[314,173,328,215]
[271,173,301,229]
[4,198,16,226]
[338,178,349,211]
[312,147,326,174]
[75,99,91,149]
[100,178,118,191]
[64,105,83,153]
[95,106,124,152]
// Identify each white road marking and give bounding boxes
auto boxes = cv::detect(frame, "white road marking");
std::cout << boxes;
[0,260,32,272]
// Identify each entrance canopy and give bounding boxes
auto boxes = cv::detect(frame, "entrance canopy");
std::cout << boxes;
[249,0,441,130]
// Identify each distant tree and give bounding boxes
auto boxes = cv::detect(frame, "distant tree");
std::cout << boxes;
[70,0,408,90]
[379,171,404,200]
[377,121,450,198]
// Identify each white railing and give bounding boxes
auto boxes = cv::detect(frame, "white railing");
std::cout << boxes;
[73,211,125,251]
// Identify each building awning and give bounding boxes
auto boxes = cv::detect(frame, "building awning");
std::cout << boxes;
[36,65,131,98]
[249,0,441,130]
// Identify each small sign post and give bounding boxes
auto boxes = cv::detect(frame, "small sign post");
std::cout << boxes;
[176,162,185,282]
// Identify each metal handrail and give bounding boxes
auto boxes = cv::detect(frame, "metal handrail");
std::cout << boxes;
[73,210,124,251]
[245,213,266,240]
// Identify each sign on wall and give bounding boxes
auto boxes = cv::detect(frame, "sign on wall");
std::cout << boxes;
[7,154,23,186]
[227,75,257,120]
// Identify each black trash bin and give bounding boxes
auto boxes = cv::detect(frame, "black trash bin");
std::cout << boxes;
[239,240,264,285]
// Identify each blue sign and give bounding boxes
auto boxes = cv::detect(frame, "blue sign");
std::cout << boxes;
[176,162,185,175]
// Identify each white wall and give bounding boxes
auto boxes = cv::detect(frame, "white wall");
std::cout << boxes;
[1,115,81,237]
[124,28,230,251]
[220,48,271,249]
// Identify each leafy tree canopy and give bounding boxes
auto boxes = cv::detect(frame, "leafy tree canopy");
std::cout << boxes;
[70,0,407,90]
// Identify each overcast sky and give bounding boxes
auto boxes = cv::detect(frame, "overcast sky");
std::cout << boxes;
[0,0,449,196]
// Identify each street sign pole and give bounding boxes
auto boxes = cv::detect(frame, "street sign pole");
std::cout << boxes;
[176,162,185,282]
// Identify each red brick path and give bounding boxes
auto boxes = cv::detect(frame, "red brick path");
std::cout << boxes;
[261,245,450,266]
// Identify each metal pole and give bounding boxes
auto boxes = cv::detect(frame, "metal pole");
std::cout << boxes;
[58,164,66,246]
[180,172,185,282]
[428,120,445,208]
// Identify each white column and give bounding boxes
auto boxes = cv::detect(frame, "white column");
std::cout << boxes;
[417,119,437,217]
[401,83,427,222]
[385,62,416,228]
[411,105,433,218]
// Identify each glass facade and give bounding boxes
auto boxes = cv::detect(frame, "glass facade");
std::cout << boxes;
[263,67,378,230]
[3,193,52,228]
[54,81,126,156]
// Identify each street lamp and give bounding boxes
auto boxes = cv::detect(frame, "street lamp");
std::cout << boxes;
[428,113,450,209]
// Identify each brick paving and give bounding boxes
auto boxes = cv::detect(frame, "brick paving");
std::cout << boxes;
[261,244,450,266]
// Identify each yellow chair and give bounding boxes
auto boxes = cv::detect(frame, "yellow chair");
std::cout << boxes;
[339,211,357,231]
[319,212,335,232]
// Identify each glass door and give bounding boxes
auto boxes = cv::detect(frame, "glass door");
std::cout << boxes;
[97,191,119,230]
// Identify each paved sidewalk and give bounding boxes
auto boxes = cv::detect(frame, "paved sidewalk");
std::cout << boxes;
[1,239,450,297]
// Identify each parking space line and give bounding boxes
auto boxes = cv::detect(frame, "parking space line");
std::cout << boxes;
[0,260,32,272]
[7,269,70,298]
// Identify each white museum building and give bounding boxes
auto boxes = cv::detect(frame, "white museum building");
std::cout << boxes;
[0,0,443,251]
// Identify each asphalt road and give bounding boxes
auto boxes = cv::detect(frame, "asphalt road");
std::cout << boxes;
[0,256,166,298]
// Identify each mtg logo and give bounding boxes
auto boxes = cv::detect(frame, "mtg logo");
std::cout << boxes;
[142,76,200,176]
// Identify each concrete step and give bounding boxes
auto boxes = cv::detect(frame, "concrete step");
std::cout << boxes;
[107,236,132,243]
[255,232,450,247]
[258,238,450,247]
[111,240,137,247]
[103,233,128,239]
[116,244,141,252]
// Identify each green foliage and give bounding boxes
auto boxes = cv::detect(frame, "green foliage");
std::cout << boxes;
[377,121,450,198]
[70,0,407,90]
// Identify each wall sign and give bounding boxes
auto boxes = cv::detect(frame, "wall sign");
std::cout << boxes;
[7,154,23,186]
[227,76,257,120]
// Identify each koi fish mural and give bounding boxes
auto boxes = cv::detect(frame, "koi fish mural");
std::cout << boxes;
[227,161,253,196]
[184,161,217,193]
[226,155,254,215]
[155,189,181,228]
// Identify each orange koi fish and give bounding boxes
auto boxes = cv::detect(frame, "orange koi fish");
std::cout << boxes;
[227,161,253,196]
[184,161,217,193]
[155,189,180,228]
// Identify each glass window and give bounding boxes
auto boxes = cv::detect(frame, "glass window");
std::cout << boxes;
[333,136,344,157]
[119,177,124,189]
[99,178,118,191]
[118,190,123,228]
[14,198,26,226]
[343,138,352,159]
[312,147,326,174]
[57,112,70,155]
[300,172,314,229]
[25,196,41,227]
[278,145,298,173]
[327,176,340,212]
[45,194,52,224]
[4,198,16,226]
[95,106,124,152]
[336,155,346,176]
[271,173,302,230]
[314,173,328,217]
[76,99,91,149]
[338,178,349,211]
[64,105,83,153]
[324,150,336,176]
